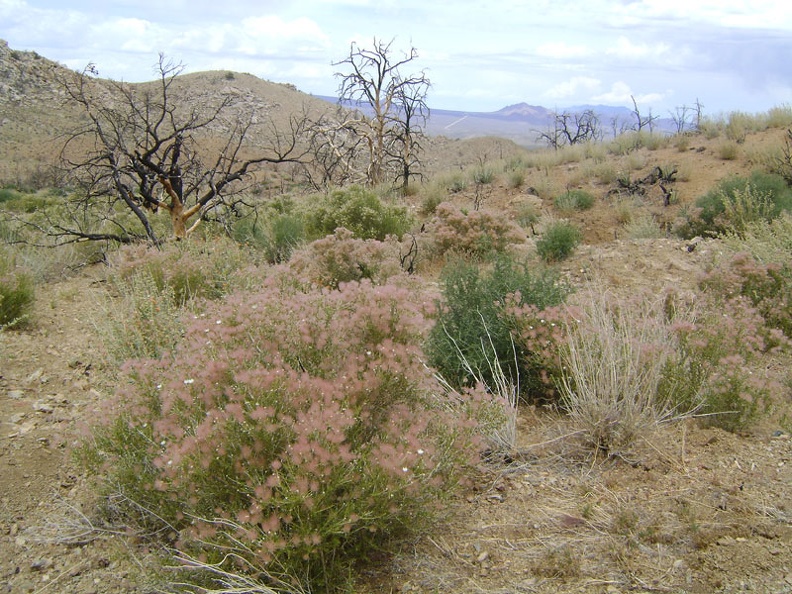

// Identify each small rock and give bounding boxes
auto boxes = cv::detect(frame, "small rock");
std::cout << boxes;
[33,400,54,414]
[8,389,24,399]
[30,559,51,571]
[26,369,43,383]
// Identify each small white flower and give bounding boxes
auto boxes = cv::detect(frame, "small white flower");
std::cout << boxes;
[417,449,425,455]
[216,320,222,325]
[156,384,162,390]
[184,378,195,385]
[402,467,409,473]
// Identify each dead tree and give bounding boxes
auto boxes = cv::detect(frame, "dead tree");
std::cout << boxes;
[539,110,601,149]
[670,104,693,134]
[385,78,430,193]
[57,55,309,245]
[630,95,659,132]
[609,165,677,204]
[334,38,430,187]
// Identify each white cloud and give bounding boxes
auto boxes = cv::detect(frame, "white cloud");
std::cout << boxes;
[614,0,792,30]
[591,81,668,106]
[241,15,327,43]
[545,76,601,100]
[605,37,670,61]
[536,42,590,59]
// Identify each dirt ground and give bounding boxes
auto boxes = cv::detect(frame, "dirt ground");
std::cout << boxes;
[2,234,791,594]
[3,130,792,593]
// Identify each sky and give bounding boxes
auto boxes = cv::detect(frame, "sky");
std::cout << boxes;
[1,0,791,117]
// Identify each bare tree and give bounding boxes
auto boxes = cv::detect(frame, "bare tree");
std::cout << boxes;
[302,107,369,189]
[670,104,693,134]
[630,95,659,132]
[334,38,430,187]
[693,98,705,132]
[57,55,309,245]
[385,77,430,192]
[538,110,601,149]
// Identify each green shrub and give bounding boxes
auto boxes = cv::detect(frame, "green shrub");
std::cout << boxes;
[81,279,486,592]
[472,167,496,185]
[306,186,413,241]
[507,170,525,189]
[426,255,570,402]
[0,188,20,204]
[419,183,447,216]
[233,212,305,264]
[0,272,34,329]
[554,189,595,212]
[679,171,792,238]
[536,220,582,262]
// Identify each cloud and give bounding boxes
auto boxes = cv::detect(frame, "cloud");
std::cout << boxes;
[613,0,792,30]
[536,42,590,60]
[545,76,601,100]
[605,36,670,61]
[591,81,668,106]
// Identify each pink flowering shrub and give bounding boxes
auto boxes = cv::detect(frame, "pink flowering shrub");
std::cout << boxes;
[700,252,792,340]
[288,227,405,288]
[427,202,525,257]
[659,293,785,432]
[109,236,262,304]
[82,278,487,591]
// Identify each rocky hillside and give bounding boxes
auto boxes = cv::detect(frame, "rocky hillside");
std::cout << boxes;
[0,40,340,187]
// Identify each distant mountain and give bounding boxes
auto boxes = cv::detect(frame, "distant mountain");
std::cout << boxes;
[315,95,674,148]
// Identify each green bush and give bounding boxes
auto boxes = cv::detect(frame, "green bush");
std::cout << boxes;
[306,186,413,241]
[426,255,569,401]
[472,167,496,185]
[536,221,582,262]
[680,171,792,238]
[0,188,20,204]
[0,272,34,329]
[233,212,305,263]
[554,189,595,212]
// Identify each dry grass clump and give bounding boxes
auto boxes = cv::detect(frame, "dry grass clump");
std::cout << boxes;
[559,289,682,453]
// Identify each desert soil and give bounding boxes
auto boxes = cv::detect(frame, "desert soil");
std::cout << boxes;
[2,235,791,594]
